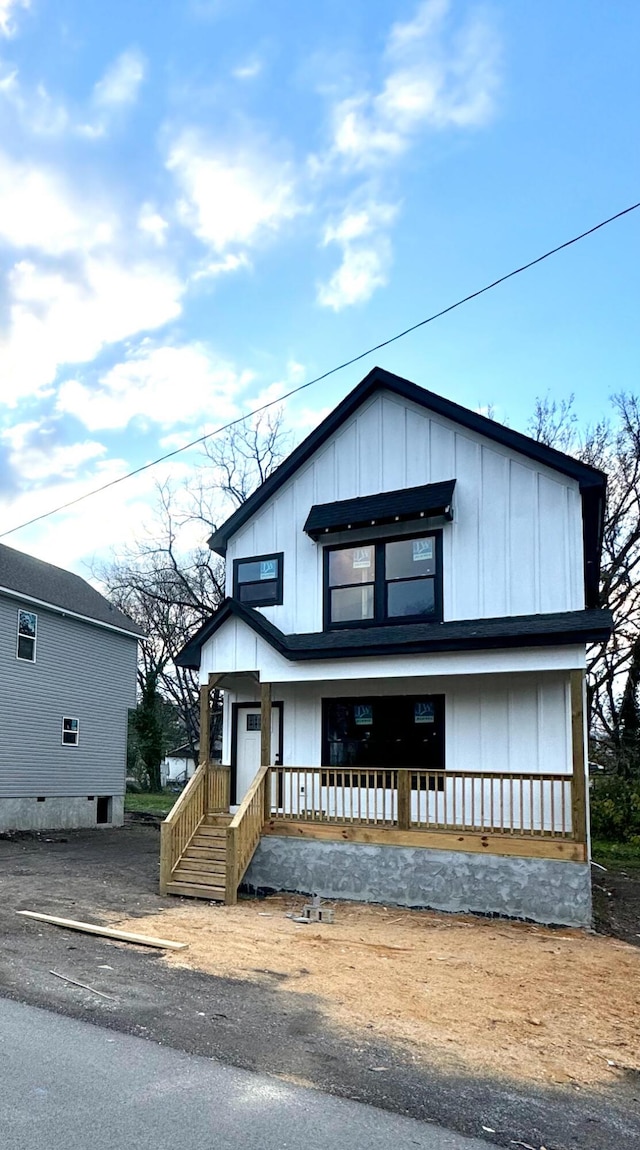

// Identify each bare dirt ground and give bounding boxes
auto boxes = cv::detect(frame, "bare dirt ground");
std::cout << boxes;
[118,895,640,1090]
[1,819,639,1150]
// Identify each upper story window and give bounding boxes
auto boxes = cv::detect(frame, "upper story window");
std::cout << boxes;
[233,552,284,607]
[17,609,37,662]
[324,533,442,629]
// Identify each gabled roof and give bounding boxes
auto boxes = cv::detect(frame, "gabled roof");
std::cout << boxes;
[208,366,607,607]
[304,479,456,540]
[176,597,612,669]
[0,542,144,638]
[210,366,605,539]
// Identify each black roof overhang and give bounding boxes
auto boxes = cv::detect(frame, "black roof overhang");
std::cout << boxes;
[304,480,456,539]
[207,367,607,607]
[175,598,612,670]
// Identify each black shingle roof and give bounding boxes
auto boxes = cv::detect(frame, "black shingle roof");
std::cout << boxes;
[304,480,456,539]
[176,597,612,669]
[0,542,144,637]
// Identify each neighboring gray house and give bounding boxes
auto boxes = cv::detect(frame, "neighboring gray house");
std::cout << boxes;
[0,542,143,832]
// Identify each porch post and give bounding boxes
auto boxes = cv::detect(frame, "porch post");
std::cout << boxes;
[260,681,273,823]
[260,680,272,766]
[570,669,588,846]
[199,683,211,767]
[397,769,411,831]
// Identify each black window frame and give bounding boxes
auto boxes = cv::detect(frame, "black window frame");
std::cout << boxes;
[321,694,446,786]
[232,551,284,608]
[323,530,443,630]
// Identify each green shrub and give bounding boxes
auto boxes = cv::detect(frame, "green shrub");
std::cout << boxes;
[590,774,640,842]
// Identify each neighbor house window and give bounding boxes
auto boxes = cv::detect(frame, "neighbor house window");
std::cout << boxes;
[324,534,441,628]
[16,609,37,661]
[233,553,284,607]
[62,717,79,746]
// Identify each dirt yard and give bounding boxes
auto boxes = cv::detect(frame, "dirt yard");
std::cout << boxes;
[2,821,639,1150]
[118,894,640,1090]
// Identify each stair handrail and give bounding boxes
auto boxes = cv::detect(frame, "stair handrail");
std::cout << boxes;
[225,763,270,905]
[159,762,208,894]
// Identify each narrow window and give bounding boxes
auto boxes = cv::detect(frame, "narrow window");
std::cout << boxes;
[17,609,37,662]
[62,717,79,746]
[233,553,283,607]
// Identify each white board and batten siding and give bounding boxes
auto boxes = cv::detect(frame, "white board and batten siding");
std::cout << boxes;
[224,390,585,637]
[220,672,572,779]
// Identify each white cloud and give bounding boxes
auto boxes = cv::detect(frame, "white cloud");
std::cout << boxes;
[1,258,183,405]
[0,422,107,482]
[57,342,253,432]
[318,199,396,310]
[0,0,29,38]
[192,251,251,281]
[167,130,301,254]
[138,202,169,246]
[93,49,147,108]
[330,0,500,167]
[0,151,114,254]
[318,239,390,310]
[233,59,263,81]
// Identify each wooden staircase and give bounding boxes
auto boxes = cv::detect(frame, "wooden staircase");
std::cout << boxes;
[164,814,232,901]
[160,762,270,905]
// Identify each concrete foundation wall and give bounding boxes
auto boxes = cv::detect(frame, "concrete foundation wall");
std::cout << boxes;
[243,837,592,928]
[0,795,124,832]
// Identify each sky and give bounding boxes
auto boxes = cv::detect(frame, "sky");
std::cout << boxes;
[0,0,638,577]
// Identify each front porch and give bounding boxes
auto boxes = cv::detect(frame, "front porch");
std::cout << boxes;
[160,672,589,912]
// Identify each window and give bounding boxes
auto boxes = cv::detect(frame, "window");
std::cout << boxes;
[322,695,445,773]
[246,713,261,731]
[324,533,441,628]
[16,609,37,661]
[62,717,79,746]
[233,552,283,607]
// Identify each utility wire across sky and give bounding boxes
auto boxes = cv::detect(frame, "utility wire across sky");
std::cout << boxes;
[2,198,639,541]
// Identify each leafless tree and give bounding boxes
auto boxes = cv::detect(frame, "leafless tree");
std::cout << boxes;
[97,411,290,770]
[528,393,640,740]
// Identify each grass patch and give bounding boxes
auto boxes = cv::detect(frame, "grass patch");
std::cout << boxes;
[592,839,640,869]
[125,791,178,817]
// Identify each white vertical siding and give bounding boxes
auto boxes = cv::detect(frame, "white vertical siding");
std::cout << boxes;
[223,390,585,635]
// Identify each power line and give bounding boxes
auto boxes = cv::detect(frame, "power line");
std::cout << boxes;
[2,198,639,541]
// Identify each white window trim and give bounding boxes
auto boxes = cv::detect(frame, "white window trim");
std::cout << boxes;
[62,717,80,747]
[16,608,37,663]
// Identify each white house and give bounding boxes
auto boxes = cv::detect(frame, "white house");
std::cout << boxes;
[165,367,611,926]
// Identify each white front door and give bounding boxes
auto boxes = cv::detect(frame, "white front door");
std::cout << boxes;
[235,705,281,804]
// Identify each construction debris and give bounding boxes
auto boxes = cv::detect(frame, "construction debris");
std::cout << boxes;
[49,970,114,1000]
[17,910,188,951]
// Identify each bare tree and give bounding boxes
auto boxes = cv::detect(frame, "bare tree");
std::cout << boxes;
[97,412,290,777]
[528,393,640,740]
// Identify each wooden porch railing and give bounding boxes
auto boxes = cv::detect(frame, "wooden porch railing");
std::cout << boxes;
[224,763,270,906]
[159,764,230,895]
[267,767,577,839]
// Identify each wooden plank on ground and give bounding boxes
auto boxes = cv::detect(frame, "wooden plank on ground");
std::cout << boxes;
[17,910,188,950]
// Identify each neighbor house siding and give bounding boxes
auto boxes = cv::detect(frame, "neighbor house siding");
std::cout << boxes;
[0,593,137,798]
[224,390,585,635]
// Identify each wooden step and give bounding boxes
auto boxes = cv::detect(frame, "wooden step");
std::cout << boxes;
[193,826,228,840]
[182,845,226,862]
[203,813,233,826]
[178,857,226,876]
[172,865,226,886]
[166,880,225,901]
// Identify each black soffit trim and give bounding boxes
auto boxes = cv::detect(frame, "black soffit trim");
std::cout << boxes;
[208,367,606,559]
[304,479,456,539]
[174,598,613,669]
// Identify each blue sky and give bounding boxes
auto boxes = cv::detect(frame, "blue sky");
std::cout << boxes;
[0,0,638,573]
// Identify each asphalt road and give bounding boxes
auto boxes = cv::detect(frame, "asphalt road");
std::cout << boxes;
[0,998,488,1150]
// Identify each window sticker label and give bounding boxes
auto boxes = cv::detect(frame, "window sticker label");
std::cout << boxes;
[413,538,433,562]
[414,701,435,724]
[18,610,37,637]
[352,548,371,569]
[354,704,373,726]
[259,559,277,580]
